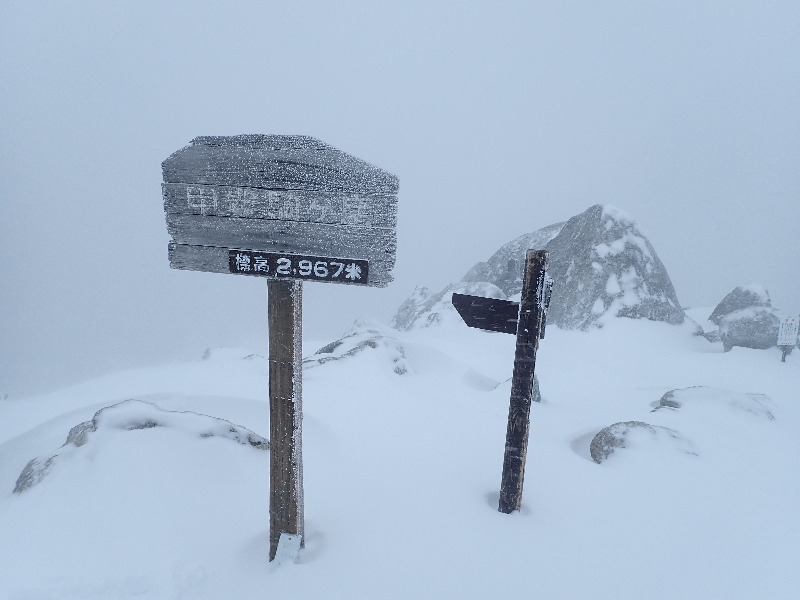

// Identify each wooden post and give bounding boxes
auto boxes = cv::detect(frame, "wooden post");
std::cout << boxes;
[498,250,549,514]
[268,279,304,561]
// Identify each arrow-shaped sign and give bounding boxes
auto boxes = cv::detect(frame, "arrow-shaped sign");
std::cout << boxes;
[452,277,552,340]
[451,294,519,335]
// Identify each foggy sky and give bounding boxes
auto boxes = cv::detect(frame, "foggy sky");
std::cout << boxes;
[2,0,798,397]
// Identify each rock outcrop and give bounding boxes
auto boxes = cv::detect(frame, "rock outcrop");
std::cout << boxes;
[719,307,782,352]
[305,318,410,375]
[541,205,684,329]
[708,284,771,325]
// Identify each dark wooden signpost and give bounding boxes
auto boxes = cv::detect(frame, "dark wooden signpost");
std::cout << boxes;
[453,250,552,514]
[162,135,398,562]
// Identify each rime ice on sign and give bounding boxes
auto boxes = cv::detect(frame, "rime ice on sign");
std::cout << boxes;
[162,135,398,287]
[161,135,399,564]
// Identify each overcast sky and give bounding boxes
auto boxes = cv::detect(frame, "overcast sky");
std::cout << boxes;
[2,0,798,396]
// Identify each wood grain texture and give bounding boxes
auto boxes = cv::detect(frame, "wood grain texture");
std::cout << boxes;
[163,183,397,229]
[269,279,304,561]
[498,249,549,514]
[162,135,398,195]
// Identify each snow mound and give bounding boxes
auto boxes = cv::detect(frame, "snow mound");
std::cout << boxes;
[13,399,268,493]
[305,318,410,375]
[589,421,696,464]
[651,386,775,421]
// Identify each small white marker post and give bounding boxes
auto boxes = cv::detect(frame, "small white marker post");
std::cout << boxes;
[162,135,398,562]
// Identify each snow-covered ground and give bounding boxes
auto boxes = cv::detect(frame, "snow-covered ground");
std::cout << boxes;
[1,312,798,599]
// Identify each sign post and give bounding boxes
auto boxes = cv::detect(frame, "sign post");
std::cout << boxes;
[453,249,552,514]
[162,135,398,561]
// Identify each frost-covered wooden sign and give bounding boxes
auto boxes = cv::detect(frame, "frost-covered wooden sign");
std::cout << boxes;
[162,134,398,563]
[162,135,398,287]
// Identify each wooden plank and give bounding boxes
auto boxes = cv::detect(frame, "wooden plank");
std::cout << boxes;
[166,213,396,261]
[498,250,549,514]
[162,135,398,195]
[268,278,304,561]
[163,183,397,229]
[451,293,520,335]
[168,243,395,287]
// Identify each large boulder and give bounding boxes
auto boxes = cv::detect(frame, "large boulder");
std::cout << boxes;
[392,282,508,331]
[719,307,782,352]
[394,204,683,332]
[708,284,771,325]
[462,222,565,296]
[462,204,684,330]
[543,205,683,329]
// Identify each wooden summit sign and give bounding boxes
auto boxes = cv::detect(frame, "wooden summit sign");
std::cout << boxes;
[163,135,397,285]
[162,135,398,562]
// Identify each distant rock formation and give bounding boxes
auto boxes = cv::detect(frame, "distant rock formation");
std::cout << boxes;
[542,205,684,329]
[719,307,782,352]
[14,400,268,494]
[392,282,508,331]
[462,222,565,296]
[708,284,771,325]
[396,204,684,332]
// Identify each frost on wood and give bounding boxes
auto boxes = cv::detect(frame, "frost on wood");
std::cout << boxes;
[268,279,304,560]
[13,400,268,493]
[162,135,398,288]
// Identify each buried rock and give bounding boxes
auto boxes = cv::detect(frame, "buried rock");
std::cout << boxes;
[14,400,268,493]
[305,318,410,375]
[652,386,775,421]
[589,421,696,464]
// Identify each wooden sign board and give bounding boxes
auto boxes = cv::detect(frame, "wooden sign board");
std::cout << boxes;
[162,135,398,287]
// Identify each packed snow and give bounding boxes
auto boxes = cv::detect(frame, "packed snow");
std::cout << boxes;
[1,312,798,599]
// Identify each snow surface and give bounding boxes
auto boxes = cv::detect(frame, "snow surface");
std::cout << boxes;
[1,316,799,599]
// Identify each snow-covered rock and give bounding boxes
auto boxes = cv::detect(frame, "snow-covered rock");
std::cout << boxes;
[13,399,268,493]
[392,282,508,331]
[651,386,775,421]
[390,285,434,330]
[589,421,696,464]
[397,205,683,332]
[708,284,771,325]
[541,205,684,329]
[461,221,565,296]
[719,306,782,352]
[305,318,410,375]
